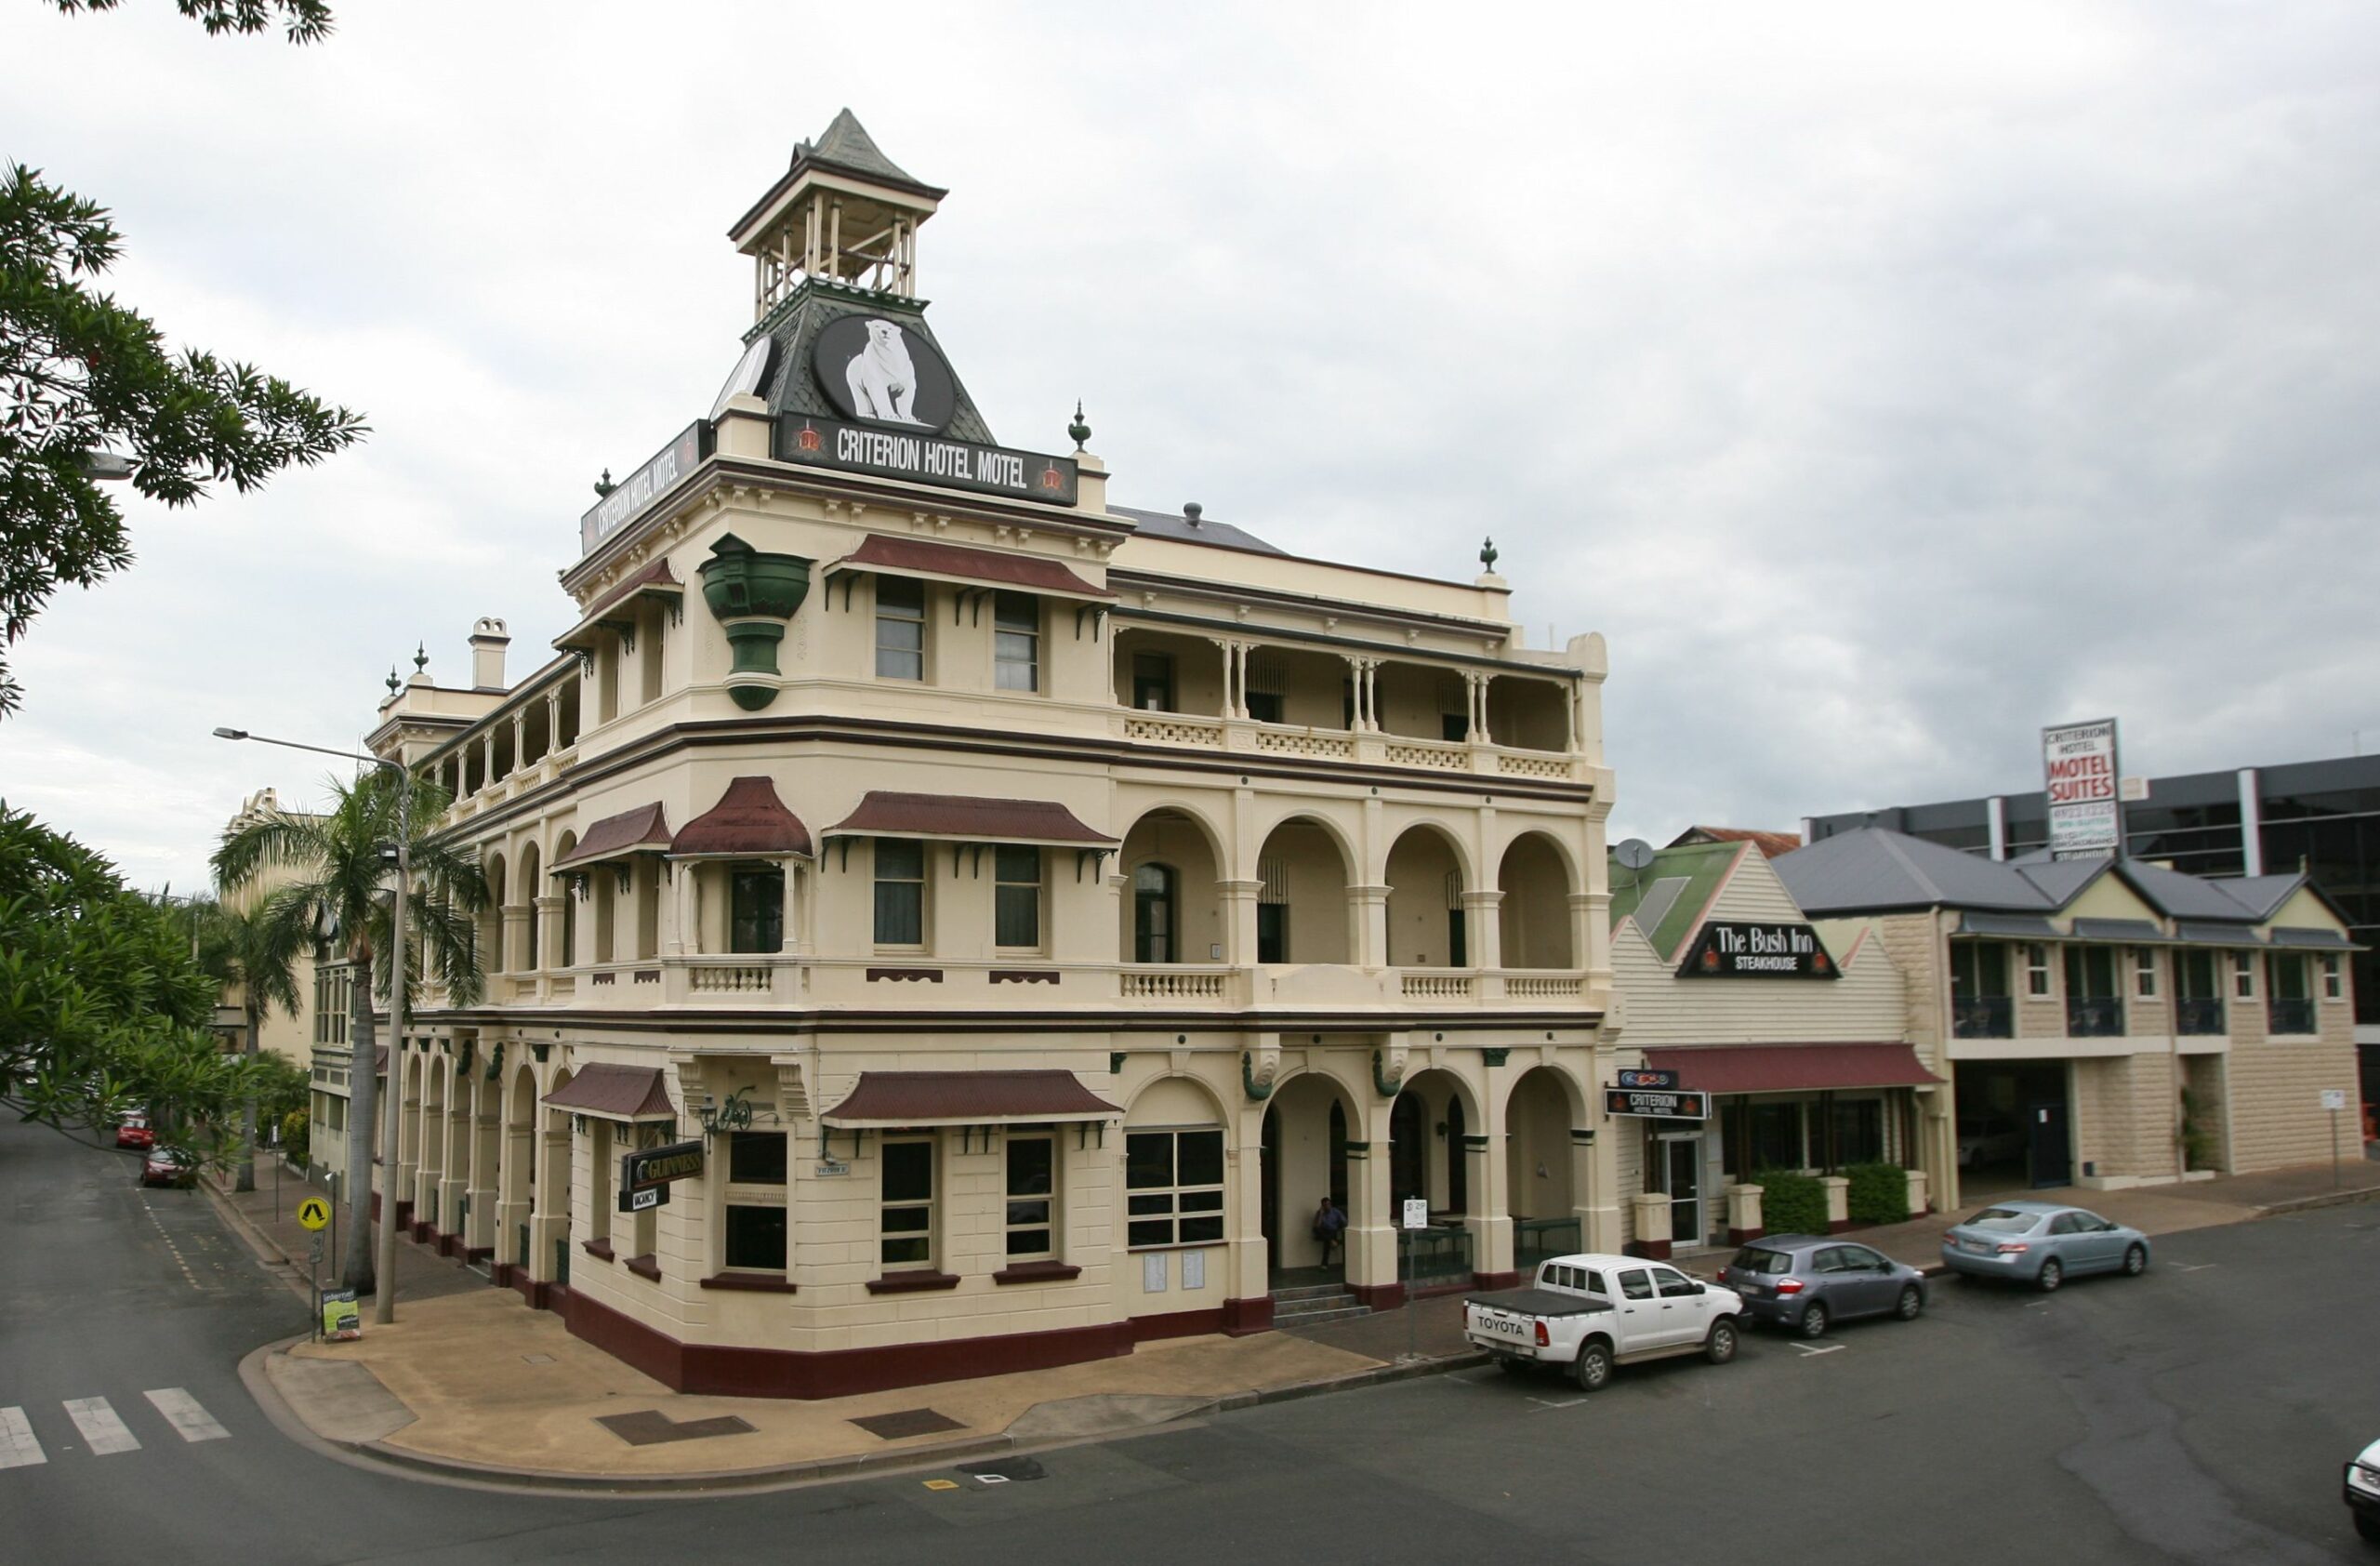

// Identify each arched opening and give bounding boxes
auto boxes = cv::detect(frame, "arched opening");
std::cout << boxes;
[1390,1067,1483,1285]
[1506,1066,1584,1268]
[551,832,579,967]
[1253,816,1354,965]
[1260,1070,1357,1279]
[480,853,508,975]
[1485,676,1571,752]
[419,1055,449,1232]
[398,1052,424,1175]
[503,1060,535,1275]
[517,843,542,971]
[1117,808,1223,964]
[1498,832,1575,969]
[539,1067,575,1283]
[1384,824,1468,969]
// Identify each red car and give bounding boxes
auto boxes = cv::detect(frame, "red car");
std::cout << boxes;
[114,1114,154,1150]
[141,1148,196,1188]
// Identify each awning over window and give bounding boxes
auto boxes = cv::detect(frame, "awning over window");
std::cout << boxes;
[1639,1043,1941,1096]
[2175,921,2262,947]
[2268,925,2354,949]
[553,803,674,869]
[671,776,813,859]
[1957,912,2060,940]
[823,534,1112,602]
[543,1063,676,1122]
[822,1070,1121,1128]
[554,559,683,652]
[2072,917,2175,944]
[823,791,1116,847]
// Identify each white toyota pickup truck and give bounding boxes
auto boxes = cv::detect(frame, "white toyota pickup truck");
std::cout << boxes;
[1463,1253,1744,1390]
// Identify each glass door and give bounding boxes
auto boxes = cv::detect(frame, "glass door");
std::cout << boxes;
[1663,1137,1701,1249]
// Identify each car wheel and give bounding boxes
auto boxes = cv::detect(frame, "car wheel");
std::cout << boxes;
[2122,1243,2148,1276]
[1571,1342,1613,1392]
[2037,1257,2064,1293]
[1704,1319,1739,1364]
[2355,1510,2380,1543]
[1798,1301,1830,1339]
[1896,1284,1923,1320]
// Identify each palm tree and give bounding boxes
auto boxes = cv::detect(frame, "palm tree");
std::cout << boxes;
[194,899,304,1192]
[213,768,485,1295]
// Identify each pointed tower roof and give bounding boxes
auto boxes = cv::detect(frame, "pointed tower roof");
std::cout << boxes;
[801,108,927,189]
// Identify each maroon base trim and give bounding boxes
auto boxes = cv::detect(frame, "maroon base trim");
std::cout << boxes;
[1222,1294,1275,1335]
[1128,1304,1225,1341]
[1827,1219,1853,1234]
[464,1245,495,1264]
[409,1218,433,1244]
[492,1261,516,1289]
[700,1272,798,1294]
[1626,1239,1673,1261]
[564,1289,1133,1400]
[866,1270,959,1294]
[1728,1227,1765,1245]
[991,1261,1082,1285]
[434,1230,459,1258]
[581,1238,615,1262]
[1472,1270,1521,1291]
[1347,1280,1407,1311]
[625,1254,662,1281]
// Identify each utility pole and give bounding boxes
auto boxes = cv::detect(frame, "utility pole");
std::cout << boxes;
[375,773,410,1324]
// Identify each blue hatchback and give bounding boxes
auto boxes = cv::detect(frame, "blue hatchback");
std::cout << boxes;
[1939,1200,2150,1291]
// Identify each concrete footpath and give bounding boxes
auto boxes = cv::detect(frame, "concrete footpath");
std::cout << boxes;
[205,1152,2380,1494]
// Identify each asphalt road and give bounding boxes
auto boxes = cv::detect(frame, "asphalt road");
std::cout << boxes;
[6,1112,2376,1564]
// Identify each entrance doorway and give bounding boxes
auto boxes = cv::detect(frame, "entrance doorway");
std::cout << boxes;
[1953,1061,2070,1193]
[1661,1135,1702,1248]
[1262,1076,1353,1283]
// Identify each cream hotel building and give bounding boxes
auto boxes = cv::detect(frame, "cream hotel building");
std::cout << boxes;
[350,114,1620,1396]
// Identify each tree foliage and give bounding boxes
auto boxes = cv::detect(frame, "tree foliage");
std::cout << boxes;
[0,803,271,1167]
[3,3,357,715]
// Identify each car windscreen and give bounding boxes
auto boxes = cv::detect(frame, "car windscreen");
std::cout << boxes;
[1728,1247,1792,1275]
[1964,1208,2040,1232]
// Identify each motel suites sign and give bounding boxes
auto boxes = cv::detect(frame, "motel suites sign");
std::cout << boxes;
[2043,717,2122,859]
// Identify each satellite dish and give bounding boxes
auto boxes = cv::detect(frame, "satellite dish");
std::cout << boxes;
[1615,839,1656,871]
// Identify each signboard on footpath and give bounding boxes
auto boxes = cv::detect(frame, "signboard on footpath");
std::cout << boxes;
[2043,717,2122,859]
[1675,921,1839,979]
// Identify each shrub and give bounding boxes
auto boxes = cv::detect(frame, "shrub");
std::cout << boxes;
[1752,1169,1829,1236]
[1845,1161,1911,1226]
[278,1108,309,1168]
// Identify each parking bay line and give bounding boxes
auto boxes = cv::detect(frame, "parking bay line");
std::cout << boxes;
[143,1388,229,1442]
[1792,1343,1845,1357]
[62,1398,140,1455]
[2171,1263,2218,1273]
[0,1408,46,1469]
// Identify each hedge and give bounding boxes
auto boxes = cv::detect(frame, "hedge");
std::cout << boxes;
[1752,1170,1828,1236]
[1845,1161,1911,1226]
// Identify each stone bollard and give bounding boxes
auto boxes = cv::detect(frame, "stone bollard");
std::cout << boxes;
[1726,1182,1765,1244]
[1904,1167,1929,1217]
[1820,1174,1851,1233]
[1629,1192,1673,1260]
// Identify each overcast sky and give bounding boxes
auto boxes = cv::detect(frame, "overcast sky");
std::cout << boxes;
[4,1,2376,892]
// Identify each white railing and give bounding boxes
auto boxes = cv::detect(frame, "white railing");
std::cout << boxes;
[1382,737,1469,771]
[1119,966,1230,1001]
[1400,970,1478,1000]
[687,962,776,995]
[1123,713,1224,747]
[1495,751,1573,779]
[1253,726,1355,760]
[1504,972,1584,1000]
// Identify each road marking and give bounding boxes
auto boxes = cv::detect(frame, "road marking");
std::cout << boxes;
[143,1388,229,1443]
[0,1408,46,1469]
[63,1398,139,1455]
[1526,1396,1586,1410]
[1792,1343,1845,1356]
[2173,1263,2218,1272]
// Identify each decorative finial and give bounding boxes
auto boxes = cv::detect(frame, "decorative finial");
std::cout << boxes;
[1067,401,1091,448]
[593,468,615,498]
[385,666,402,695]
[1479,536,1499,571]
[1183,501,1203,527]
[413,642,429,673]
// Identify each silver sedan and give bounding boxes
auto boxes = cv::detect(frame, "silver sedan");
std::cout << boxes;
[1938,1200,2151,1291]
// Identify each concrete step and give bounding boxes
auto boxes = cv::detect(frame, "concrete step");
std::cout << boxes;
[1271,1293,1364,1321]
[1277,1306,1374,1327]
[1269,1282,1355,1302]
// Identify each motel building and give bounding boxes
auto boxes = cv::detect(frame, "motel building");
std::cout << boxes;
[1772,827,2361,1209]
[326,113,1629,1398]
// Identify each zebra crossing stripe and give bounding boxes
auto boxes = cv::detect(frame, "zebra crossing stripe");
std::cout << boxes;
[143,1388,229,1443]
[62,1397,140,1455]
[0,1407,45,1468]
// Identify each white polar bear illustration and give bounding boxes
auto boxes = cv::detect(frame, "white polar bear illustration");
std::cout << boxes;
[844,318,926,425]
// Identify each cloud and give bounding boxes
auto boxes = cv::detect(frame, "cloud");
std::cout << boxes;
[4,1,2375,885]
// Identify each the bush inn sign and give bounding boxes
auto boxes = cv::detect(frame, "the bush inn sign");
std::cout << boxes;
[1675,920,1838,979]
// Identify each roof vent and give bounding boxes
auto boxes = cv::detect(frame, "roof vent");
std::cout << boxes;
[1183,501,1202,527]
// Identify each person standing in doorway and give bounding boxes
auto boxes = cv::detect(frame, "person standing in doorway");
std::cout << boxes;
[1313,1195,1347,1266]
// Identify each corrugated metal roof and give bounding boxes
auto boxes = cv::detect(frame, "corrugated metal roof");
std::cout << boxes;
[2016,857,2109,908]
[1639,1042,1940,1095]
[1111,504,1286,556]
[1670,827,1804,858]
[2175,920,2262,946]
[554,803,674,869]
[2072,917,2175,944]
[1959,912,2060,939]
[825,534,1112,600]
[1774,828,2055,915]
[823,1070,1119,1127]
[545,1064,675,1121]
[672,776,812,859]
[824,791,1115,845]
[2268,925,2352,949]
[2116,859,2264,922]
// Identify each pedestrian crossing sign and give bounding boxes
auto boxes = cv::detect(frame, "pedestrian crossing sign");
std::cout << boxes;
[298,1197,331,1231]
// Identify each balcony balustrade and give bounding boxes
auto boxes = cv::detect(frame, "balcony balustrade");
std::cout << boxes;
[2066,998,2125,1038]
[2268,998,2318,1036]
[2175,997,2226,1036]
[1952,996,2014,1040]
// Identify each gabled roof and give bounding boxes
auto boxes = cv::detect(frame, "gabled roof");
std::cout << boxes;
[2217,874,2304,922]
[1607,840,1740,962]
[1668,827,1804,859]
[2014,856,2109,908]
[1773,828,2054,915]
[2115,859,2268,922]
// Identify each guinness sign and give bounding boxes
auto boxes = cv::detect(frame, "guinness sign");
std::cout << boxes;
[618,1138,705,1214]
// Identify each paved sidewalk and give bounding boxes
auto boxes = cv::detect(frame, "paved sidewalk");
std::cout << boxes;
[206,1154,484,1306]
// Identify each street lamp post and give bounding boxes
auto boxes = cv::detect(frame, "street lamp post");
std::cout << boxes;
[215,726,413,1325]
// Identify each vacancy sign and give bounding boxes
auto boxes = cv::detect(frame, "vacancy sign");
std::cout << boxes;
[2044,718,2122,859]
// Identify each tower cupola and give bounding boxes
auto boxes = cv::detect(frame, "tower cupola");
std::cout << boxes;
[729,109,945,322]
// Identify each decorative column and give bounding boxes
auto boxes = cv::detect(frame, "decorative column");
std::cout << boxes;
[1345,1135,1402,1308]
[1579,1125,1621,1254]
[438,1069,469,1248]
[1225,1108,1272,1332]
[468,1066,499,1256]
[668,861,693,956]
[1350,884,1391,971]
[1463,889,1503,973]
[781,861,804,953]
[497,1074,533,1282]
[501,904,531,978]
[1221,879,1263,967]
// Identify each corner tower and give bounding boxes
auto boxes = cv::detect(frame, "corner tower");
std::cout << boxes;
[730,108,944,319]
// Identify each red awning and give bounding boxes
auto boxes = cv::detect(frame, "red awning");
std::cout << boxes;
[543,1063,676,1122]
[553,803,674,869]
[823,1070,1121,1128]
[555,560,683,650]
[824,790,1115,846]
[671,776,813,859]
[1638,1043,1940,1095]
[824,534,1111,601]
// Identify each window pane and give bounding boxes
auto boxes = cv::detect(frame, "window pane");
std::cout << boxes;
[724,1204,787,1269]
[1178,1130,1224,1187]
[728,1131,787,1185]
[881,1235,932,1265]
[1180,1215,1224,1243]
[731,869,784,954]
[1179,1189,1224,1213]
[996,884,1040,948]
[1125,1133,1173,1189]
[878,577,923,614]
[883,1140,933,1201]
[996,844,1040,883]
[1127,1192,1175,1216]
[876,839,923,879]
[1007,1136,1052,1197]
[875,883,922,945]
[994,592,1037,630]
[881,1207,932,1234]
[1127,1219,1173,1247]
[1007,1228,1052,1256]
[1005,1199,1051,1228]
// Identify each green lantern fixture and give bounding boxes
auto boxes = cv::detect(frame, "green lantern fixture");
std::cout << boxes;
[697,532,813,710]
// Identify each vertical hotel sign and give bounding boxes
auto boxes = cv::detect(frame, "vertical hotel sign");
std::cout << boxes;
[2043,718,2122,859]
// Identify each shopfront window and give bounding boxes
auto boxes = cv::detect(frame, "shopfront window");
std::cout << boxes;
[879,1136,935,1270]
[995,845,1043,949]
[1005,1133,1055,1259]
[875,577,926,681]
[1125,1128,1224,1248]
[1749,1101,1804,1172]
[873,839,925,947]
[993,591,1039,693]
[1830,1098,1885,1167]
[730,866,783,954]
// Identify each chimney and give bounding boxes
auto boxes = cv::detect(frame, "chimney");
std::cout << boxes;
[468,617,510,690]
